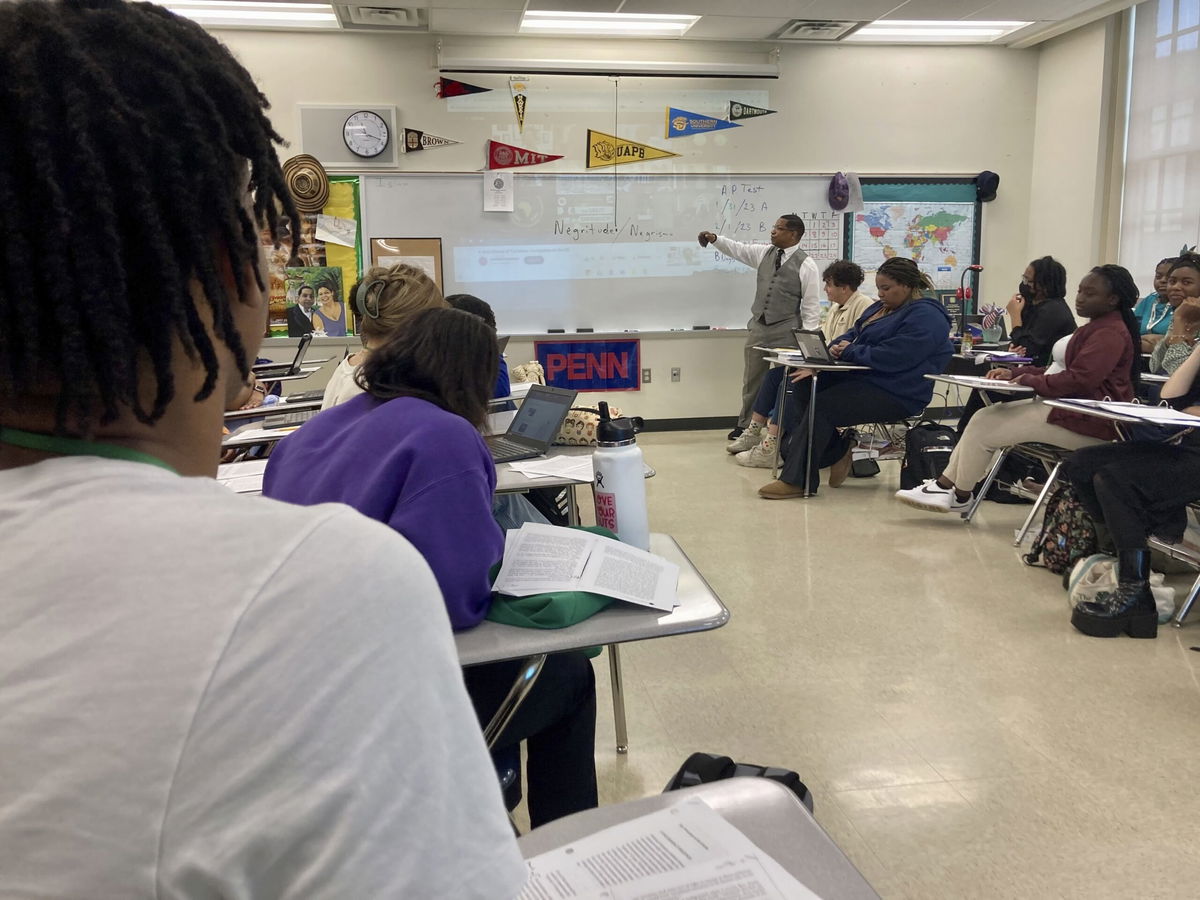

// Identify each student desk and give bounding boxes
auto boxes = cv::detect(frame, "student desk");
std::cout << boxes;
[222,397,322,422]
[519,778,880,900]
[1144,373,1169,384]
[456,533,728,754]
[255,365,321,384]
[763,354,869,493]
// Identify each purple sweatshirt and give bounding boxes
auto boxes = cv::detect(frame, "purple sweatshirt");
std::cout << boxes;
[262,394,502,630]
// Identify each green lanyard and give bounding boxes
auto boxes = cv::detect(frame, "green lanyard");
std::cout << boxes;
[0,426,177,474]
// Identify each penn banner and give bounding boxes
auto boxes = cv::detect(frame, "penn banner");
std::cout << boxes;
[536,339,641,392]
[436,77,490,98]
[665,107,741,139]
[728,101,776,121]
[403,128,460,152]
[486,140,563,170]
[586,129,679,169]
[510,77,529,133]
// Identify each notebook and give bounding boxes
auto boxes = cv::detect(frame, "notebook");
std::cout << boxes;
[485,384,577,463]
[253,333,313,379]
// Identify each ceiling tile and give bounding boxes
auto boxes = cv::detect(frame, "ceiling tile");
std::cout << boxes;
[618,0,818,15]
[685,16,793,39]
[525,0,624,11]
[965,0,1108,20]
[884,0,995,19]
[427,0,524,11]
[797,0,909,18]
[428,7,523,31]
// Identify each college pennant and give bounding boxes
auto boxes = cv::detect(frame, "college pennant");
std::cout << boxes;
[403,128,460,152]
[486,140,563,170]
[728,101,777,121]
[665,107,742,138]
[585,129,679,169]
[509,77,529,133]
[436,77,491,98]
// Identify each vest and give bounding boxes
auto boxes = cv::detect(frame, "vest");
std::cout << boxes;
[753,247,808,326]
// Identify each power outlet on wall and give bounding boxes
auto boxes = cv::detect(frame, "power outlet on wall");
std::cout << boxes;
[671,367,681,382]
[642,368,652,384]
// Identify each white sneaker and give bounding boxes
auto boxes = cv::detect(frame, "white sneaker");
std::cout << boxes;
[736,436,777,468]
[726,422,764,454]
[895,479,971,514]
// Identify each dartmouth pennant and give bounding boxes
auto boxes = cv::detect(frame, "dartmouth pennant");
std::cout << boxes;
[586,130,678,169]
[665,107,741,138]
[486,140,562,170]
[403,128,460,152]
[437,77,490,98]
[728,101,776,121]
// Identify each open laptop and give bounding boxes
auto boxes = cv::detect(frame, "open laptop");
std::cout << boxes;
[791,329,858,366]
[485,384,577,463]
[497,334,511,355]
[252,333,312,379]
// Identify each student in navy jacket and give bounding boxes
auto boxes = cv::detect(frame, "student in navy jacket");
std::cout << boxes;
[759,257,954,499]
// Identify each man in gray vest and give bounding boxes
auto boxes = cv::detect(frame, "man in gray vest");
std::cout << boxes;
[698,215,821,439]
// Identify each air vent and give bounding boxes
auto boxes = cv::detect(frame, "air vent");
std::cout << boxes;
[339,5,427,30]
[773,20,864,41]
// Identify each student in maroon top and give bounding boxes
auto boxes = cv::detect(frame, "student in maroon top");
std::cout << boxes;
[896,265,1141,515]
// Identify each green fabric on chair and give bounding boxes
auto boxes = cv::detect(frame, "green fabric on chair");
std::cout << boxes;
[486,526,618,634]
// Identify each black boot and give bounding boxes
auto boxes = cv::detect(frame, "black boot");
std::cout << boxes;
[1070,549,1157,639]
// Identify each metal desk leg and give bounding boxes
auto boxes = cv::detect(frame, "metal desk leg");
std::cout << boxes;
[483,653,548,748]
[771,364,788,477]
[963,448,1009,521]
[566,485,580,526]
[1172,572,1200,627]
[1013,460,1063,547]
[607,643,629,754]
[802,372,820,498]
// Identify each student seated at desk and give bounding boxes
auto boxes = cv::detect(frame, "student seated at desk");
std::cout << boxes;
[896,265,1140,514]
[757,258,954,498]
[447,292,511,399]
[728,260,876,467]
[0,2,523,895]
[1135,256,1180,353]
[1148,255,1200,375]
[322,264,446,409]
[1063,342,1200,639]
[263,308,598,827]
[956,256,1076,435]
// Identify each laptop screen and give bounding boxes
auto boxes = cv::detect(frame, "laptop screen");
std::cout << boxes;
[506,386,575,444]
[792,330,831,363]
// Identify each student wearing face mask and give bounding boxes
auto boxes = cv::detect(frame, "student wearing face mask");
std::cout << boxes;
[956,257,1076,435]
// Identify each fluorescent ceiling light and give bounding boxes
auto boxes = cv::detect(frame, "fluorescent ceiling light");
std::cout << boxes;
[520,10,699,38]
[843,20,1032,44]
[152,0,339,29]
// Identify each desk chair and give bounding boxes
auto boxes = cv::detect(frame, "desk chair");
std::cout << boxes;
[1148,504,1200,627]
[963,442,1074,546]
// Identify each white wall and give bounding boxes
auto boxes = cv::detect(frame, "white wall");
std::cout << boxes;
[1027,19,1119,296]
[217,29,1056,419]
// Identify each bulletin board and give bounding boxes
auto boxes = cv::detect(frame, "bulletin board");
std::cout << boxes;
[369,237,444,290]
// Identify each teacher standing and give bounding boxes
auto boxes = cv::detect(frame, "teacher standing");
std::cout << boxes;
[699,215,821,439]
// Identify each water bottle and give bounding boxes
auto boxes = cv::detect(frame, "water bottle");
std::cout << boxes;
[592,402,649,551]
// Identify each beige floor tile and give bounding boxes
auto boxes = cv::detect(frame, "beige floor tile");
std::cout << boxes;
[570,430,1200,898]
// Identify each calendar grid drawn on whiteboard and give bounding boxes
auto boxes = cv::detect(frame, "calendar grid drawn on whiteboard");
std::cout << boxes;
[362,173,844,333]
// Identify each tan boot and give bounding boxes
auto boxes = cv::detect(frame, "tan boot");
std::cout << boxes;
[828,445,855,488]
[758,479,808,500]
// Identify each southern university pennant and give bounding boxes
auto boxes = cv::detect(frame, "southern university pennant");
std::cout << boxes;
[437,77,490,98]
[586,129,679,169]
[665,107,741,139]
[728,100,776,121]
[486,140,562,170]
[403,128,460,152]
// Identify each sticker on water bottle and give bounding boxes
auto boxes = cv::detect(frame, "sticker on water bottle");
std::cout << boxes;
[594,491,618,532]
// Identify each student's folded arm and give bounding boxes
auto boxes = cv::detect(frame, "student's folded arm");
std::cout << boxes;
[388,466,504,630]
[1018,330,1127,397]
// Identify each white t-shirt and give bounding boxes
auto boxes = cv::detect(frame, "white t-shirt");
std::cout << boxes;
[0,457,525,899]
[321,356,364,410]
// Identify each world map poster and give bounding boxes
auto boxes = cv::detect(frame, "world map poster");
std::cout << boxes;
[850,201,977,290]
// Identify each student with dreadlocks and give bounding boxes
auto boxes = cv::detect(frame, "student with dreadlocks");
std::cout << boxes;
[0,1,524,896]
[896,265,1140,515]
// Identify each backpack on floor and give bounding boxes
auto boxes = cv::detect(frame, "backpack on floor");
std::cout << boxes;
[973,453,1040,505]
[1022,484,1098,575]
[899,420,958,489]
[664,752,813,813]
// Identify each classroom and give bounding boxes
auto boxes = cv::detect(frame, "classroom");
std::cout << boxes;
[2,0,1200,897]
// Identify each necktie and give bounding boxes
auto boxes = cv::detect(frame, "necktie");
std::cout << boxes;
[774,248,784,272]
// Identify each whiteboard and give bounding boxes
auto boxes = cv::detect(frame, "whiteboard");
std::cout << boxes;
[361,173,843,333]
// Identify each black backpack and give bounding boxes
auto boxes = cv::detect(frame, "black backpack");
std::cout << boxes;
[665,752,813,813]
[899,420,958,489]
